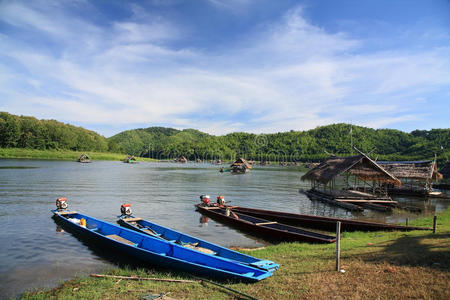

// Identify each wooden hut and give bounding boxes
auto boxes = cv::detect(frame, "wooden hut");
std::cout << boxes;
[77,154,91,163]
[175,156,188,163]
[230,158,252,174]
[301,152,400,212]
[377,160,442,196]
[123,156,137,163]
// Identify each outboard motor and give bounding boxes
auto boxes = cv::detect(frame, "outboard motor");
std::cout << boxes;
[121,203,132,216]
[200,195,210,206]
[56,197,68,210]
[217,195,226,206]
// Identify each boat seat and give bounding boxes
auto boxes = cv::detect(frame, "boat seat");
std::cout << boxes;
[255,221,277,226]
[106,234,137,246]
[182,244,216,255]
[141,228,161,236]
[123,217,143,222]
[57,211,77,215]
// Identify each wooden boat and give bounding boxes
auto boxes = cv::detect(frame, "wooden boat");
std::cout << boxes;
[229,206,432,232]
[195,204,336,243]
[52,210,275,282]
[118,216,279,272]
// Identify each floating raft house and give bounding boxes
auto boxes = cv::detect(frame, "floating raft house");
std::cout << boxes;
[377,160,442,196]
[123,156,136,163]
[175,156,188,163]
[77,154,91,163]
[301,151,400,212]
[230,158,252,173]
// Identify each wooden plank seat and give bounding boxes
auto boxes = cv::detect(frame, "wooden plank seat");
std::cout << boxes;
[255,221,277,226]
[140,228,161,236]
[122,217,143,222]
[182,244,216,255]
[57,211,77,215]
[106,234,137,246]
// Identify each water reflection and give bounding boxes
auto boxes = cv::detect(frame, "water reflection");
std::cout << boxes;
[199,216,209,227]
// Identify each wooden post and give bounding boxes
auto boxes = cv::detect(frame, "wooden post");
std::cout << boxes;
[405,218,408,226]
[433,215,437,233]
[336,221,341,271]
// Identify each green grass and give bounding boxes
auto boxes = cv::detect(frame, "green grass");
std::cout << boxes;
[22,208,450,299]
[0,148,157,162]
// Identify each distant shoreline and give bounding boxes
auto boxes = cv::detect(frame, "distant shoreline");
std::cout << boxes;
[0,148,156,162]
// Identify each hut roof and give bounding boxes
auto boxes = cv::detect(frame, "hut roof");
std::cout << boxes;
[77,154,90,161]
[377,160,439,180]
[301,153,400,186]
[231,158,252,169]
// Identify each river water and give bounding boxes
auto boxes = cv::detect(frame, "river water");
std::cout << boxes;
[0,159,447,298]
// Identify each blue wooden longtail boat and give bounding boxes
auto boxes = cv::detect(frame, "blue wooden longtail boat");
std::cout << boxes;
[117,215,279,272]
[52,209,275,282]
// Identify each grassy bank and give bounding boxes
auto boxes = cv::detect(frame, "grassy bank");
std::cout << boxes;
[22,209,450,299]
[0,148,156,162]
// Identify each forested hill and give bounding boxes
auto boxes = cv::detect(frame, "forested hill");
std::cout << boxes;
[1,112,448,163]
[0,112,121,152]
[109,124,450,163]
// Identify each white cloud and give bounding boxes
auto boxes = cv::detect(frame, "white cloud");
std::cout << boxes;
[1,3,449,136]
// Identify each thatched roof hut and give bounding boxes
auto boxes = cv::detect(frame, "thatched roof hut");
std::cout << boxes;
[439,162,450,179]
[375,160,443,194]
[231,158,252,169]
[175,156,188,163]
[124,155,136,163]
[230,158,252,173]
[377,160,441,181]
[301,154,400,186]
[77,154,91,163]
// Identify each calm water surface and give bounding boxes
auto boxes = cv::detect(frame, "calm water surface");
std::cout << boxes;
[0,159,447,298]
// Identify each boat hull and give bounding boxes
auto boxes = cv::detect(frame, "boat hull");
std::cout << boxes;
[230,206,432,232]
[195,205,335,243]
[117,217,279,272]
[52,210,274,282]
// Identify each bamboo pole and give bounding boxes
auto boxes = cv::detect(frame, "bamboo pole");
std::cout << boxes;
[433,215,437,233]
[89,274,199,283]
[335,221,341,271]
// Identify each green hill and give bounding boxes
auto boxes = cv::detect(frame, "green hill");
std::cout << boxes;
[0,112,122,153]
[1,112,448,165]
[109,123,450,165]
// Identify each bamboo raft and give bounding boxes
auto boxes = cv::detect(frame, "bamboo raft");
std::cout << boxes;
[300,188,398,212]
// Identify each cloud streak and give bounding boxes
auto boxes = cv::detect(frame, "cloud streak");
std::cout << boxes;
[0,1,449,136]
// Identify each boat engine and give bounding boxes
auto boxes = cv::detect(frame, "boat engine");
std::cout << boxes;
[200,195,210,206]
[121,203,132,216]
[56,197,68,210]
[217,195,226,206]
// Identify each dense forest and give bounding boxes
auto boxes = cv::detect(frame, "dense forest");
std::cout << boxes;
[1,112,449,165]
[0,112,122,153]
[109,124,450,164]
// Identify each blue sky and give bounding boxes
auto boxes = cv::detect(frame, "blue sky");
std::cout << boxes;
[0,0,449,137]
